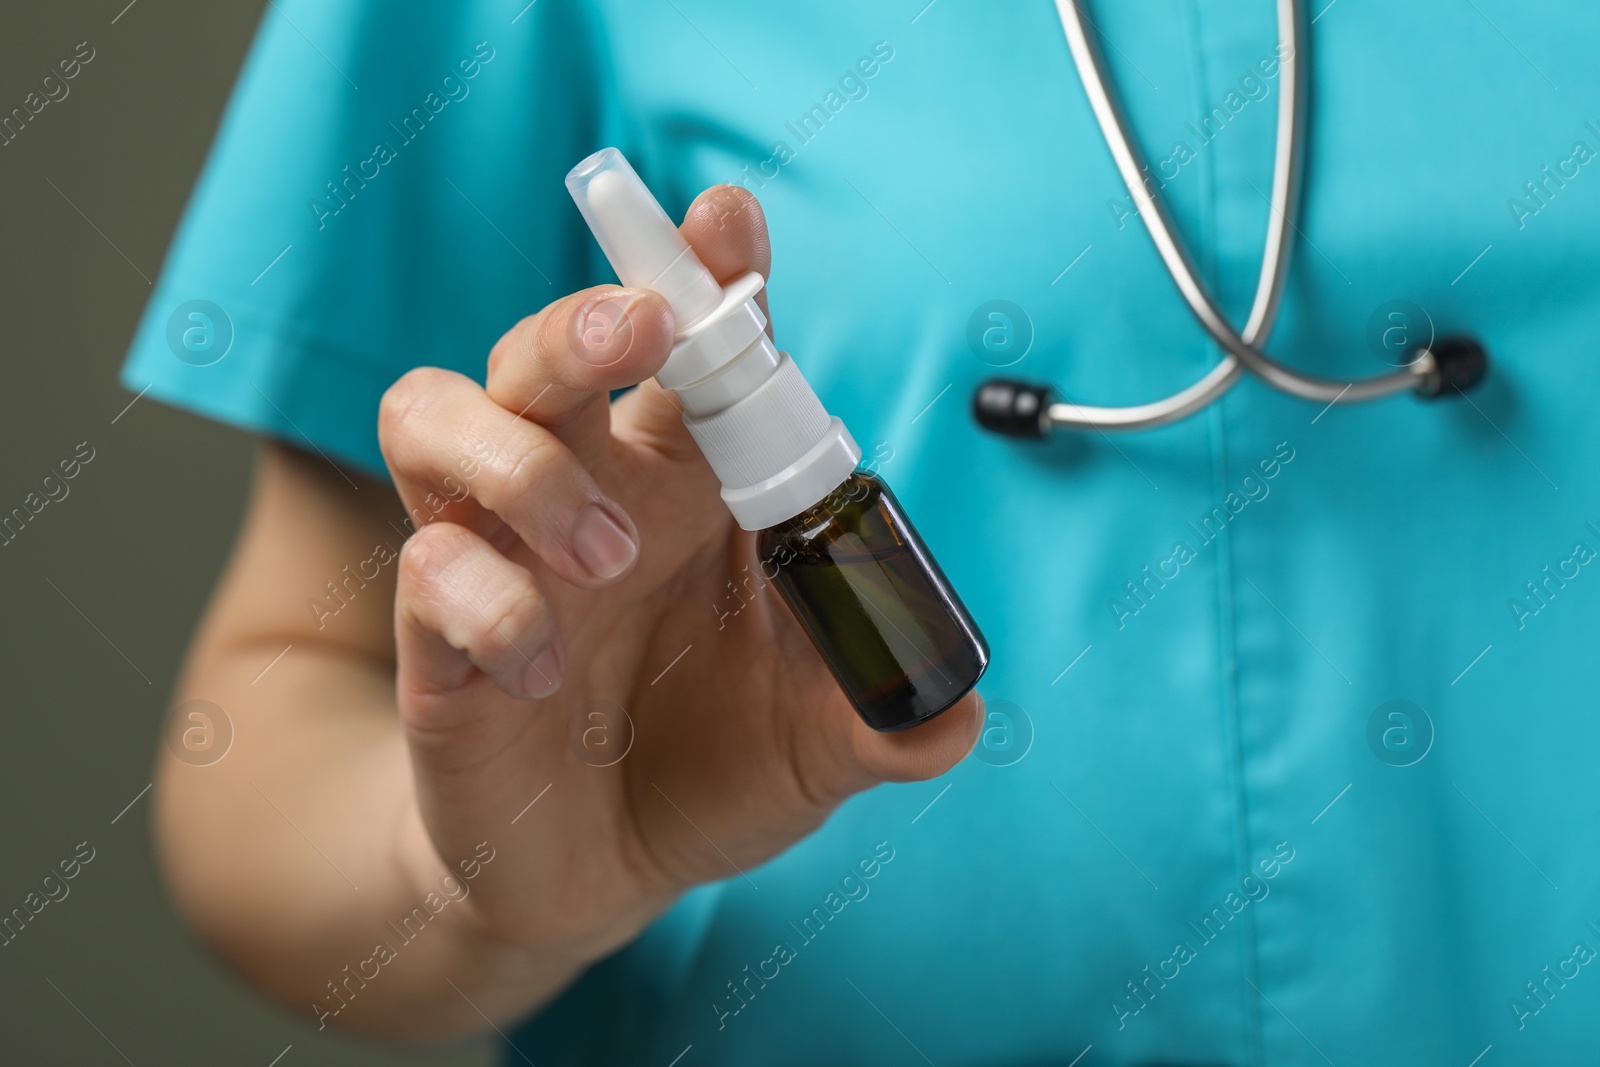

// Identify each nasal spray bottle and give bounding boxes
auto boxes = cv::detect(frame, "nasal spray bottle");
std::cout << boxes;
[566,149,987,732]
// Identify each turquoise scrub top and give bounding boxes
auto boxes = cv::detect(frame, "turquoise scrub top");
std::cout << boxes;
[123,1,1600,1063]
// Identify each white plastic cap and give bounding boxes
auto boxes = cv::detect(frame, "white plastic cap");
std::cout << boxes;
[566,148,860,531]
[565,148,724,333]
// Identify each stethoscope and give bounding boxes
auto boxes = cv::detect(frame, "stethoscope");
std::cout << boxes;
[973,0,1490,439]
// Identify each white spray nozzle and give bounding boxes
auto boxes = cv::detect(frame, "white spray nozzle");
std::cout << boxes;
[565,148,862,531]
[565,148,724,333]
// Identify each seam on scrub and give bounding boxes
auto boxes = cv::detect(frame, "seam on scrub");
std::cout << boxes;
[1179,1,1266,1064]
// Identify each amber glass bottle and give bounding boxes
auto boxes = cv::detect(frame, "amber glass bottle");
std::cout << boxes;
[757,471,989,732]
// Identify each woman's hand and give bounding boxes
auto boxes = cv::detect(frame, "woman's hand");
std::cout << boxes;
[157,184,979,1037]
[376,185,982,989]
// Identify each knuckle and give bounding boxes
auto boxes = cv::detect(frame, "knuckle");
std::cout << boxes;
[478,573,548,654]
[481,431,560,510]
[379,367,454,450]
[396,524,546,658]
[397,522,470,597]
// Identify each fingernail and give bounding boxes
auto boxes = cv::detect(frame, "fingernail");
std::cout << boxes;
[574,292,644,366]
[524,645,563,699]
[572,503,638,580]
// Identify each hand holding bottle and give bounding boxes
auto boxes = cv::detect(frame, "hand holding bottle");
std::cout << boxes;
[374,179,983,1012]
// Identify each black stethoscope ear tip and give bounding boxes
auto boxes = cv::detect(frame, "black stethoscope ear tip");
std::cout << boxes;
[973,379,1054,439]
[1415,335,1490,399]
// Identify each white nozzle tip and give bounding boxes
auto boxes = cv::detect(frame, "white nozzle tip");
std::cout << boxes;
[566,148,723,331]
[565,146,626,191]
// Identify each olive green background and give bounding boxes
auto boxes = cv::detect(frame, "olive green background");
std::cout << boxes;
[0,3,490,1063]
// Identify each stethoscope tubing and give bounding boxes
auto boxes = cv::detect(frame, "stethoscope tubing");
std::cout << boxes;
[1004,0,1470,437]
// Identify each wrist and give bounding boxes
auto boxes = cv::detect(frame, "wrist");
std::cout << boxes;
[388,801,652,998]
[378,804,583,1028]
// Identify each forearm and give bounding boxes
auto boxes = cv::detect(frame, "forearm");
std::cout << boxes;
[158,639,586,1036]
